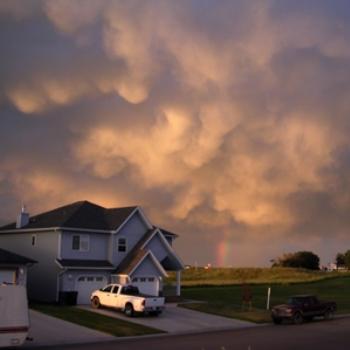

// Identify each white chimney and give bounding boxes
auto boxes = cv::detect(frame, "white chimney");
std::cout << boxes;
[16,205,29,228]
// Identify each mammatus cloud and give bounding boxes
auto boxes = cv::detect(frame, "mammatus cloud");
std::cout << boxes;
[1,0,350,266]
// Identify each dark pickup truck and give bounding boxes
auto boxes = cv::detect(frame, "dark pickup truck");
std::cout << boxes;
[271,295,336,324]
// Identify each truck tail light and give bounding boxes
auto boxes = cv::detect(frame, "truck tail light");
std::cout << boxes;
[142,300,145,306]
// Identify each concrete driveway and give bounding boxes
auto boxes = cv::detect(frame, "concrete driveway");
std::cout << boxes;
[79,303,255,333]
[24,310,115,347]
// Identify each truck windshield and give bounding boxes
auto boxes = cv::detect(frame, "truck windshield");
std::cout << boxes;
[121,286,140,296]
[288,297,304,305]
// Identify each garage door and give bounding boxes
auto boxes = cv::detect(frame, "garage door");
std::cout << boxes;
[131,276,159,296]
[0,270,16,284]
[76,275,107,304]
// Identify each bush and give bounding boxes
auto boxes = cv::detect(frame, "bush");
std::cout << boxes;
[272,251,320,270]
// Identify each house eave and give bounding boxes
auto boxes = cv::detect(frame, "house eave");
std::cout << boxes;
[0,226,113,235]
[55,260,115,270]
[0,227,61,234]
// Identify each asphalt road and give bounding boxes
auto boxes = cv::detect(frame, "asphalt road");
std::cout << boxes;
[37,316,350,350]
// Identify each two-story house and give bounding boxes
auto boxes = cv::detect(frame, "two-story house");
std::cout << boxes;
[0,201,184,304]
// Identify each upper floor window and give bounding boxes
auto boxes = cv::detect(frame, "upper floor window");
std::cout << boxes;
[72,234,90,252]
[118,238,127,252]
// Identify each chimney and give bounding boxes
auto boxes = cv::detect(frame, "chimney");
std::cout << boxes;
[16,205,29,228]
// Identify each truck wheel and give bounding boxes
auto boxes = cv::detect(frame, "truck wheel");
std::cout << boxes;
[91,297,100,309]
[124,303,134,317]
[272,317,282,325]
[324,309,334,320]
[293,312,303,325]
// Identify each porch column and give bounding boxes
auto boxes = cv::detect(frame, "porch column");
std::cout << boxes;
[176,270,181,296]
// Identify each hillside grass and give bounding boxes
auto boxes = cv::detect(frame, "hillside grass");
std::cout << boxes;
[166,267,350,286]
[170,268,350,323]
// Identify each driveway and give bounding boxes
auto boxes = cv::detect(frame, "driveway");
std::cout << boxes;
[24,310,115,347]
[79,303,255,333]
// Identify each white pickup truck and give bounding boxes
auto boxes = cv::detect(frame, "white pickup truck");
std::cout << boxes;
[0,284,29,348]
[91,284,165,317]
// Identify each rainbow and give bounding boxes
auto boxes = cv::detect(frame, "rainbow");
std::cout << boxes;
[216,233,233,267]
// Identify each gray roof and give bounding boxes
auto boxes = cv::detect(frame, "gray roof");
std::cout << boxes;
[56,259,114,269]
[0,248,36,265]
[0,201,137,232]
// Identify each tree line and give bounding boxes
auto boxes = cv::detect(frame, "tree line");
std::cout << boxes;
[271,250,350,270]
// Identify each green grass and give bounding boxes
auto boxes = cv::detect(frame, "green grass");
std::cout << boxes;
[31,304,164,337]
[167,267,350,286]
[180,303,271,323]
[179,275,350,323]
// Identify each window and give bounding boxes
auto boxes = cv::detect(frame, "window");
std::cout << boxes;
[132,277,138,283]
[102,285,112,292]
[96,277,103,282]
[121,286,139,296]
[31,234,36,246]
[118,238,127,252]
[148,277,155,282]
[87,276,94,282]
[72,235,90,252]
[72,235,80,250]
[140,277,146,282]
[112,286,119,294]
[78,276,85,282]
[80,235,90,251]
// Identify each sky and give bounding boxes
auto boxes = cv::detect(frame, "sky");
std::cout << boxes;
[1,0,350,267]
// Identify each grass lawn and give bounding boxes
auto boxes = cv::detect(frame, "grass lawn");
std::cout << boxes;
[180,274,350,323]
[31,304,164,337]
[167,267,350,286]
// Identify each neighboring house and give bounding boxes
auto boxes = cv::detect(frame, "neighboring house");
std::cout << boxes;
[0,248,36,285]
[0,201,184,304]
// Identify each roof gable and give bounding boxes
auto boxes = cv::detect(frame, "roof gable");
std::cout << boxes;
[142,228,184,270]
[130,251,168,277]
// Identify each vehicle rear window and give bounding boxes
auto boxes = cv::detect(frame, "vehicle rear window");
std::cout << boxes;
[121,286,140,296]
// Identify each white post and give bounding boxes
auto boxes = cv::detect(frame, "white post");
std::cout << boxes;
[266,286,271,310]
[176,270,181,296]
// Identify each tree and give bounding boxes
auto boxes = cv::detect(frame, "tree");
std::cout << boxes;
[272,251,320,270]
[344,250,350,269]
[336,253,346,269]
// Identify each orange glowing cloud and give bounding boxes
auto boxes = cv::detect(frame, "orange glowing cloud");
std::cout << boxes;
[1,0,350,267]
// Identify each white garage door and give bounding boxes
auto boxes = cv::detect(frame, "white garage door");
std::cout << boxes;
[76,275,107,304]
[131,276,159,296]
[0,270,16,284]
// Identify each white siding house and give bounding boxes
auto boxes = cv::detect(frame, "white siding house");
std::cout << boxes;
[0,201,184,304]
